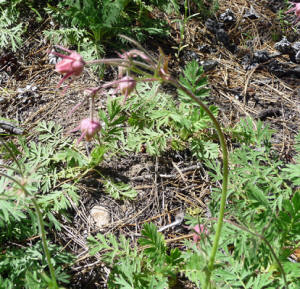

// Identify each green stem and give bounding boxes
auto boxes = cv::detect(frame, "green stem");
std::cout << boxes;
[169,78,229,289]
[0,173,58,288]
[32,198,58,288]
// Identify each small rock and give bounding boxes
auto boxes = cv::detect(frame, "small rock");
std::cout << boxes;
[216,28,231,48]
[292,42,300,52]
[0,121,24,135]
[90,206,110,229]
[201,60,218,72]
[295,51,300,63]
[253,50,270,63]
[244,5,260,19]
[274,37,293,54]
[266,59,288,77]
[205,18,220,34]
[292,42,300,63]
[183,50,201,62]
[197,44,210,53]
[220,9,236,24]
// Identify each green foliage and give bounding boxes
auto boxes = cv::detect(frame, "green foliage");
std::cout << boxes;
[214,255,274,288]
[231,117,273,147]
[103,177,138,199]
[0,241,73,289]
[0,0,51,51]
[0,122,83,288]
[13,121,81,194]
[45,0,169,60]
[86,121,300,288]
[88,223,183,288]
[195,0,219,19]
[0,8,24,51]
[1,121,83,222]
[181,242,209,289]
[98,98,127,144]
[0,192,26,226]
[204,126,300,288]
[120,72,216,157]
[88,61,215,160]
[139,222,167,261]
[178,60,209,103]
[43,27,85,48]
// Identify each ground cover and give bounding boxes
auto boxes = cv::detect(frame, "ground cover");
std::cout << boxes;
[0,0,299,288]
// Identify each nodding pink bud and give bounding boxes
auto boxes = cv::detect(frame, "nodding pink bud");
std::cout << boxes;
[55,51,84,76]
[70,118,101,144]
[192,224,208,243]
[51,46,85,89]
[286,3,300,22]
[80,118,101,142]
[118,76,136,102]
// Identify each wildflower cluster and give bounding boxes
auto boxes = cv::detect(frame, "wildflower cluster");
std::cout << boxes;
[50,37,229,289]
[51,37,170,145]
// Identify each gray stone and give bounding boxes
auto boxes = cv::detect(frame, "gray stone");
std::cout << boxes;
[274,37,292,54]
[220,9,236,24]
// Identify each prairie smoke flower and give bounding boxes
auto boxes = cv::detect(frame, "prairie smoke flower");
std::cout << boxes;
[286,2,300,23]
[51,46,85,89]
[192,224,208,243]
[117,76,136,102]
[70,118,101,144]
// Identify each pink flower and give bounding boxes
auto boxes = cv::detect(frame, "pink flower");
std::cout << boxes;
[51,46,85,89]
[117,76,136,103]
[286,2,300,22]
[192,224,208,243]
[70,118,101,144]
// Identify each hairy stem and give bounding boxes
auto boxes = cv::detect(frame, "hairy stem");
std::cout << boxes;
[168,78,229,289]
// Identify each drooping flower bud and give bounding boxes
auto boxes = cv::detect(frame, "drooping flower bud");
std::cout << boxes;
[70,118,101,144]
[117,76,136,102]
[51,46,85,89]
[286,3,300,23]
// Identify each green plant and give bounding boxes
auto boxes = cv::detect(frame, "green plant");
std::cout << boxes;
[203,126,300,288]
[88,223,184,288]
[0,0,51,51]
[50,36,229,288]
[95,61,215,158]
[171,0,200,57]
[45,0,169,62]
[0,241,73,289]
[170,0,219,57]
[0,139,60,288]
[48,36,299,288]
[0,6,24,51]
[86,126,300,288]
[0,122,83,288]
